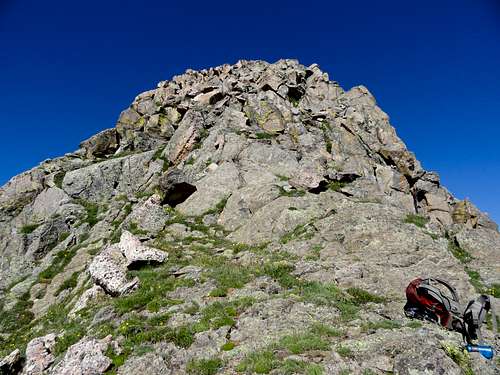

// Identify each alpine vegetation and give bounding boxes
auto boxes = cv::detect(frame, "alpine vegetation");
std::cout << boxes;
[0,60,498,374]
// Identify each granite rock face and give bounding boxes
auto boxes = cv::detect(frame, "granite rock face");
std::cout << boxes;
[0,60,498,374]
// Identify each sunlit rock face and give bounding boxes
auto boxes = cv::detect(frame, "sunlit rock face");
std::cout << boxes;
[0,59,498,375]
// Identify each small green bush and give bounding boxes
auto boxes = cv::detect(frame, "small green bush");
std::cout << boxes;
[20,223,41,234]
[328,181,346,192]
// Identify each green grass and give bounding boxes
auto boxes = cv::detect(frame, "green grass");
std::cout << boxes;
[127,222,148,236]
[255,132,275,140]
[325,140,332,154]
[221,341,236,351]
[404,214,429,228]
[20,223,41,234]
[54,172,66,189]
[75,199,101,227]
[280,360,324,375]
[305,244,323,261]
[361,319,402,332]
[118,314,195,350]
[208,264,252,297]
[236,324,336,374]
[54,272,79,296]
[336,345,354,358]
[38,245,79,283]
[186,357,223,375]
[465,267,486,294]
[203,197,229,216]
[135,190,155,199]
[278,186,306,197]
[346,287,386,304]
[193,298,255,333]
[406,320,423,329]
[488,283,500,298]
[448,240,472,263]
[260,262,300,289]
[53,323,86,355]
[58,232,70,242]
[104,346,128,373]
[328,181,346,192]
[0,297,88,358]
[280,223,315,244]
[441,341,474,375]
[236,349,278,374]
[0,292,34,334]
[309,322,342,338]
[113,265,187,314]
[278,332,330,354]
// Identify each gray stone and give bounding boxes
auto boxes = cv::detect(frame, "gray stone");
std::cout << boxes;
[49,336,112,375]
[88,244,138,296]
[80,129,118,159]
[24,333,57,375]
[117,352,170,375]
[88,231,166,295]
[0,349,21,374]
[120,230,167,266]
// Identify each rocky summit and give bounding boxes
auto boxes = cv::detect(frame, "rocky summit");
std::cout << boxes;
[0,59,498,375]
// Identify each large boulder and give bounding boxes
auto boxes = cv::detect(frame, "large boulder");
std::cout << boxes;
[49,337,112,375]
[24,333,57,375]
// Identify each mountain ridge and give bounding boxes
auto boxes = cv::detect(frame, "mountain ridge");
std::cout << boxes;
[0,59,498,374]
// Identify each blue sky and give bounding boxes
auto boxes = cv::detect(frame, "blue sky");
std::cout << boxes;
[1,0,499,223]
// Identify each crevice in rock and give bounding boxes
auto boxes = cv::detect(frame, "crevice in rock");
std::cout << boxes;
[287,86,304,103]
[162,182,197,207]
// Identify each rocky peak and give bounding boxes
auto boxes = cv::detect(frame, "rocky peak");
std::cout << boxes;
[0,60,498,374]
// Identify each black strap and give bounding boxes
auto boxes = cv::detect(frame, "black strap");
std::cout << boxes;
[425,278,460,303]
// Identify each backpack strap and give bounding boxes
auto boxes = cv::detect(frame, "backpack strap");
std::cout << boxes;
[491,302,498,339]
[419,278,462,319]
[429,278,460,303]
[462,295,493,344]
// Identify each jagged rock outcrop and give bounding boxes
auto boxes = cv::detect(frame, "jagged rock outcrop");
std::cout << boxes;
[88,231,167,296]
[0,59,498,374]
[24,334,57,375]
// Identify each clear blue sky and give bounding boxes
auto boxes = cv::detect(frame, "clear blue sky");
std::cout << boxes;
[1,0,499,223]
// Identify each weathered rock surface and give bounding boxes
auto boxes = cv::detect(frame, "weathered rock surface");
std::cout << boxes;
[0,349,21,374]
[88,230,166,295]
[49,336,112,375]
[0,59,498,374]
[24,334,57,375]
